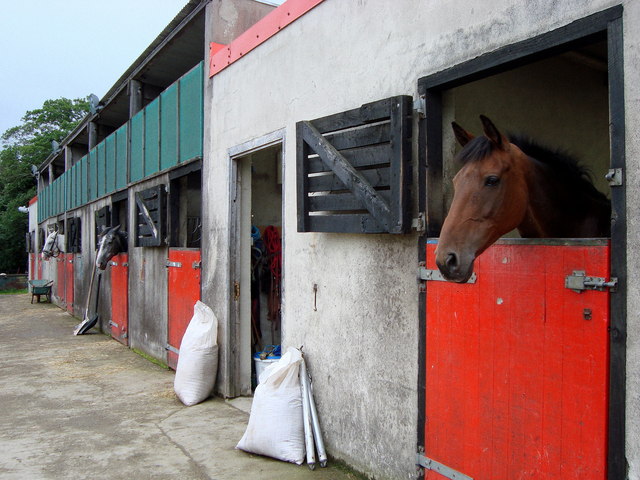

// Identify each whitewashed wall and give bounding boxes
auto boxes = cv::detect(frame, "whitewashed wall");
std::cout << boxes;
[203,0,639,478]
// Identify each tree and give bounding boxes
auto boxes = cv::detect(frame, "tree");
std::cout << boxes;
[0,97,89,273]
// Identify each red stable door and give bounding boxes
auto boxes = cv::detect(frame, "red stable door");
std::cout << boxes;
[29,253,35,281]
[66,254,74,314]
[423,239,610,480]
[166,249,201,370]
[110,253,129,345]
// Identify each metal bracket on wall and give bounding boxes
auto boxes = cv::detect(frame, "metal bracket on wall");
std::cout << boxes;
[165,344,180,355]
[416,454,473,480]
[412,212,426,233]
[419,266,477,284]
[192,261,201,269]
[605,168,623,186]
[413,95,426,118]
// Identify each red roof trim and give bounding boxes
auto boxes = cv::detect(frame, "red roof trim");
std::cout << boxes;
[209,0,326,77]
[29,196,37,206]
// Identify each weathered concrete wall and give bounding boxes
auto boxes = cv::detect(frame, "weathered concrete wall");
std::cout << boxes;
[203,0,638,478]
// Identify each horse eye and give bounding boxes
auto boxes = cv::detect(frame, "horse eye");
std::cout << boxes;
[484,175,500,187]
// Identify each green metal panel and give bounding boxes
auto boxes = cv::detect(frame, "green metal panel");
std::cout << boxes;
[130,111,144,182]
[116,123,128,190]
[80,156,88,205]
[97,142,106,198]
[88,149,98,201]
[160,84,178,171]
[105,135,116,194]
[72,163,77,209]
[179,62,203,163]
[144,98,160,177]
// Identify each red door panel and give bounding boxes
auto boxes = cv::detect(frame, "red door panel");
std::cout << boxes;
[29,254,35,281]
[56,254,66,307]
[424,240,609,480]
[167,249,201,370]
[66,254,74,314]
[110,253,129,345]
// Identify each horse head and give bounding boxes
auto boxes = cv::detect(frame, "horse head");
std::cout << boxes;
[435,115,530,283]
[41,230,60,260]
[96,225,128,270]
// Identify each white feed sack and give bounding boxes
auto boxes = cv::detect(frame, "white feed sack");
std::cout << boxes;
[174,301,219,406]
[236,347,305,465]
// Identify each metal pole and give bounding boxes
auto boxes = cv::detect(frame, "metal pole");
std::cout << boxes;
[300,359,316,469]
[306,367,327,467]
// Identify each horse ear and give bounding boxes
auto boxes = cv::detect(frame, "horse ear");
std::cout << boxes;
[113,224,121,232]
[480,115,508,150]
[452,122,474,147]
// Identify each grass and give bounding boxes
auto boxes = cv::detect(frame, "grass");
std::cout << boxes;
[0,289,29,295]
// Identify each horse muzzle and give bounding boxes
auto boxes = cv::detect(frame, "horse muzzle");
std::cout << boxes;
[435,249,476,283]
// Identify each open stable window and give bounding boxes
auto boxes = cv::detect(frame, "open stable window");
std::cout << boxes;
[111,191,129,235]
[135,185,167,247]
[296,95,413,234]
[66,217,81,253]
[94,206,111,248]
[169,161,202,248]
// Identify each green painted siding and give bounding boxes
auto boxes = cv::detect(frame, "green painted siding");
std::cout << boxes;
[36,62,203,222]
[115,124,128,190]
[97,142,106,198]
[106,135,116,194]
[130,111,144,183]
[160,84,178,171]
[179,64,203,163]
[144,98,160,177]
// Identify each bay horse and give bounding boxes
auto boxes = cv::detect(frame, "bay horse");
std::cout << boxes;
[96,225,128,270]
[435,115,611,283]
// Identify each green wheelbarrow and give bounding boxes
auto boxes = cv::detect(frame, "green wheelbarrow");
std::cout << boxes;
[29,280,53,304]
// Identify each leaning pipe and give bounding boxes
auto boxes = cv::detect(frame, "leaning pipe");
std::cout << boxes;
[300,359,316,469]
[305,362,327,467]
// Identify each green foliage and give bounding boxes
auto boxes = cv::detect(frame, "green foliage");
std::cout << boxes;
[0,97,89,273]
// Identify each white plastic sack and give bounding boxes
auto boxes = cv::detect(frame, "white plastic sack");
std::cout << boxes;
[174,301,219,406]
[236,347,305,464]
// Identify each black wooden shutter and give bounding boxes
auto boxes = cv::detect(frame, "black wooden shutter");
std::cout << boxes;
[135,185,166,247]
[95,206,111,248]
[66,217,81,253]
[296,95,412,234]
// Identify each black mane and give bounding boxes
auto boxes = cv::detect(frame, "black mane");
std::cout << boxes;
[508,134,610,207]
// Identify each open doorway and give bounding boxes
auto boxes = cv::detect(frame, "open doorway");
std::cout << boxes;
[231,135,284,394]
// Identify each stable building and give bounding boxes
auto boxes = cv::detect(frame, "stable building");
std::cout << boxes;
[30,0,640,479]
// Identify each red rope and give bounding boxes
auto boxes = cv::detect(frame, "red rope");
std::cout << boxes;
[263,226,281,280]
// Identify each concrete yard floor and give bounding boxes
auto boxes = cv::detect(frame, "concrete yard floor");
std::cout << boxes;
[0,294,361,480]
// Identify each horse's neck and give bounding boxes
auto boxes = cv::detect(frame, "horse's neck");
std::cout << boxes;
[518,159,608,238]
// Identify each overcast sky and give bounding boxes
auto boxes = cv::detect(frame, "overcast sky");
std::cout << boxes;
[0,1,195,137]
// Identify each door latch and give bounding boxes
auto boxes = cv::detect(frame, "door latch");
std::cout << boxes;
[565,270,617,293]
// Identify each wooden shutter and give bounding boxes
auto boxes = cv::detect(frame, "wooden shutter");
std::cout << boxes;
[67,217,82,253]
[95,206,111,248]
[296,95,412,234]
[135,185,167,247]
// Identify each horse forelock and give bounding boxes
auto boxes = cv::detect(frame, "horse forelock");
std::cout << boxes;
[455,136,498,165]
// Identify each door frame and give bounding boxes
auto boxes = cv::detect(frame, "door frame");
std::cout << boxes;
[228,128,286,396]
[416,6,626,479]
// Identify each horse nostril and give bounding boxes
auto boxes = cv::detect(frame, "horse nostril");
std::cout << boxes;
[445,253,458,269]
